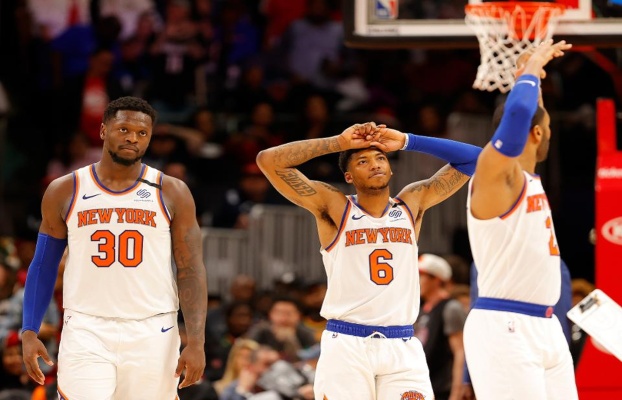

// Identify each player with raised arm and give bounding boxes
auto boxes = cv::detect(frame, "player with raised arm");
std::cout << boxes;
[21,96,208,399]
[256,122,481,399]
[464,39,578,399]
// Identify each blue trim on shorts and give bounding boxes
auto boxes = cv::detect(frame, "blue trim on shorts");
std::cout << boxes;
[473,297,554,318]
[326,319,414,338]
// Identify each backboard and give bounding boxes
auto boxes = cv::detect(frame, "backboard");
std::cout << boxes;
[345,0,622,48]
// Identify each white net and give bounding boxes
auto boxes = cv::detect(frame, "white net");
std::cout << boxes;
[465,3,565,93]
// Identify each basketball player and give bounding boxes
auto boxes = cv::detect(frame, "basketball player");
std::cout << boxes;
[256,122,482,399]
[21,97,208,399]
[464,39,578,399]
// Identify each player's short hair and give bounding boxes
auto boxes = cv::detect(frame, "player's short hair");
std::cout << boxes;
[103,96,157,125]
[492,103,547,134]
[338,146,386,174]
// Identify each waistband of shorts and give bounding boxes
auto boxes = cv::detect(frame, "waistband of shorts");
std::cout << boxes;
[473,297,554,318]
[326,319,414,338]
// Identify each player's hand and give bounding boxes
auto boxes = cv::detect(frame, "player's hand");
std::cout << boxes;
[22,330,54,385]
[515,40,572,79]
[175,343,206,389]
[531,39,572,77]
[338,122,379,149]
[368,126,407,152]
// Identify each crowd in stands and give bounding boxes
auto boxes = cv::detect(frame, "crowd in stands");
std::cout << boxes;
[0,0,619,398]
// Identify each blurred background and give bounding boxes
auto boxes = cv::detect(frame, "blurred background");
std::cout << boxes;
[0,0,620,397]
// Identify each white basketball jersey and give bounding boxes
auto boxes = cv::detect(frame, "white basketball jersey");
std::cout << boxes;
[467,172,561,305]
[64,164,178,319]
[320,196,420,326]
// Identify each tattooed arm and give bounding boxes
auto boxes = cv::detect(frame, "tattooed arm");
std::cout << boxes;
[396,165,471,212]
[256,123,375,218]
[164,176,207,388]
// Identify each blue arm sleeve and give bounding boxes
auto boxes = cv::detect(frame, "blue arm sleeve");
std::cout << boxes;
[404,134,482,176]
[22,233,67,334]
[490,74,540,157]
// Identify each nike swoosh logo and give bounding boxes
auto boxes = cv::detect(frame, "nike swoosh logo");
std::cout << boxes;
[516,80,536,87]
[161,326,174,333]
[352,215,365,220]
[82,193,101,200]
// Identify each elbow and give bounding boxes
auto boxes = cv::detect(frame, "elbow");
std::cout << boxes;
[256,149,270,171]
[508,101,536,120]
[255,150,268,170]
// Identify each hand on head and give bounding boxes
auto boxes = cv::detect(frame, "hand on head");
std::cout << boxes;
[340,122,384,149]
[368,126,407,153]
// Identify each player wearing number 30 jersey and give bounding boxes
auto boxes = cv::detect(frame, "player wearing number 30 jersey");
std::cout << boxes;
[21,97,207,400]
[64,164,177,318]
[257,122,481,400]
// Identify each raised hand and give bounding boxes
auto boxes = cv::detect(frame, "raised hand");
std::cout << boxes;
[533,39,571,66]
[515,39,572,79]
[338,122,379,149]
[368,126,407,152]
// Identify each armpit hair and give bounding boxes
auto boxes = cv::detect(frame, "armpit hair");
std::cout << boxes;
[318,206,336,229]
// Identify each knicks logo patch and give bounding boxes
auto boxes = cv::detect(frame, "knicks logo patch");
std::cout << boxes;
[401,390,425,400]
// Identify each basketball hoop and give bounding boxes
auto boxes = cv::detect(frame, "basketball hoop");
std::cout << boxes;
[465,2,565,93]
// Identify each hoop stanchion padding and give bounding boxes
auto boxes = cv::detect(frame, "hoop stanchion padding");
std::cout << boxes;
[465,2,565,93]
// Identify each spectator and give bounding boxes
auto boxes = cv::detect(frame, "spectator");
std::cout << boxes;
[300,281,327,343]
[99,0,157,40]
[214,338,260,395]
[415,254,466,400]
[27,0,90,41]
[118,11,160,97]
[49,15,122,87]
[212,0,261,82]
[212,163,273,229]
[260,0,306,49]
[224,63,271,113]
[204,301,255,381]
[60,47,127,146]
[147,0,204,119]
[206,275,258,341]
[246,296,317,363]
[281,0,344,89]
[225,102,284,167]
[220,345,280,400]
[45,132,100,182]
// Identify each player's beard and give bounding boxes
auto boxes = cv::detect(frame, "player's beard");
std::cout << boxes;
[361,181,390,194]
[108,149,144,166]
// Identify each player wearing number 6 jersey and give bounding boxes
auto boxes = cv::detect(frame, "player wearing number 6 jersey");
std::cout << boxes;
[465,40,578,399]
[257,122,481,399]
[21,97,208,400]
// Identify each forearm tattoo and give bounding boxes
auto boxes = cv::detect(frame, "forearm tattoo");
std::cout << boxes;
[175,228,207,341]
[409,169,465,197]
[276,170,317,196]
[273,137,342,167]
